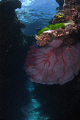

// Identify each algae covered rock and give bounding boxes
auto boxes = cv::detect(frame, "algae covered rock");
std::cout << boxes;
[38,23,65,36]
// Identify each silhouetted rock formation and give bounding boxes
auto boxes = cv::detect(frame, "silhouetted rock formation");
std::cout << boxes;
[0,1,27,119]
[56,0,64,7]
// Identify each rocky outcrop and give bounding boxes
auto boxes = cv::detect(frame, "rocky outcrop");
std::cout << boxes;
[56,0,64,7]
[0,1,31,119]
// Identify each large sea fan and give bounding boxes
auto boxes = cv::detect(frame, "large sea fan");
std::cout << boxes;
[25,39,80,85]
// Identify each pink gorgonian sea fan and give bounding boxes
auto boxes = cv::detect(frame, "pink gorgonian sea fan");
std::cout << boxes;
[25,39,80,85]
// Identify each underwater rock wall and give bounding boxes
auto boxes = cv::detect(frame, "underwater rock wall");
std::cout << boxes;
[0,0,23,52]
[0,0,33,120]
[0,0,33,76]
[56,0,64,7]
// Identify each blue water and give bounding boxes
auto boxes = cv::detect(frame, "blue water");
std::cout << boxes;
[15,0,59,35]
[15,0,59,120]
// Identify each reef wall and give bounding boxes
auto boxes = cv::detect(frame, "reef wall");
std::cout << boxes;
[56,0,64,7]
[0,0,33,119]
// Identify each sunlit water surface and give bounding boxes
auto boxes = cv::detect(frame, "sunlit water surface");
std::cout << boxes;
[15,0,59,35]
